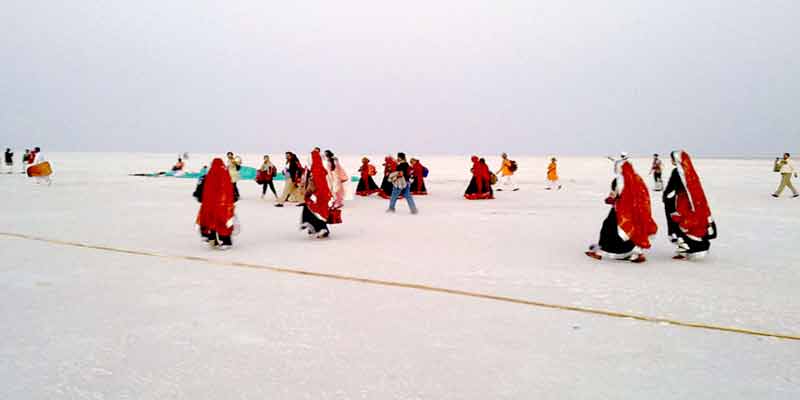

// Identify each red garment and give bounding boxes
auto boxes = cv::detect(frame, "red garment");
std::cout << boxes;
[411,162,426,193]
[306,150,332,220]
[196,158,235,236]
[672,151,712,238]
[615,161,658,249]
[470,156,483,193]
[359,160,373,179]
[383,157,397,176]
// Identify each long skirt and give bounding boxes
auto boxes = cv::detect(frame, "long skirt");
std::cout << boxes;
[301,204,328,234]
[596,209,636,257]
[356,176,382,196]
[464,176,493,200]
[410,177,427,195]
[379,175,394,199]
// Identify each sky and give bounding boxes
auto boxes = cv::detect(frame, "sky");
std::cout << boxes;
[1,0,798,156]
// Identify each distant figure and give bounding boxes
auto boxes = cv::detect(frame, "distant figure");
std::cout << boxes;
[409,158,428,195]
[22,149,31,169]
[355,157,381,196]
[256,155,278,199]
[171,158,185,172]
[586,158,657,263]
[226,152,242,201]
[464,156,494,200]
[300,149,333,238]
[772,153,798,198]
[387,152,418,214]
[379,155,398,199]
[275,152,304,207]
[325,150,348,209]
[546,157,561,190]
[663,151,717,260]
[27,147,52,185]
[495,153,519,191]
[196,158,237,249]
[3,148,13,174]
[650,154,664,191]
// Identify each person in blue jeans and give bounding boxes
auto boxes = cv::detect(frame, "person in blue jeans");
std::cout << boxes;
[387,152,418,214]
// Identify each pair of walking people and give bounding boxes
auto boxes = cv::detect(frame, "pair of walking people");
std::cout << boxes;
[586,151,717,263]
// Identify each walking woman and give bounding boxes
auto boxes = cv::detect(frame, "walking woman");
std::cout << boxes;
[379,155,398,199]
[356,157,382,196]
[300,150,333,238]
[257,155,278,199]
[196,158,237,249]
[663,150,717,260]
[409,158,428,195]
[464,156,493,200]
[585,158,657,263]
[324,150,349,208]
[276,152,304,207]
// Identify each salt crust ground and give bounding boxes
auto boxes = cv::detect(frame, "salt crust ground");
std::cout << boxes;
[1,153,798,399]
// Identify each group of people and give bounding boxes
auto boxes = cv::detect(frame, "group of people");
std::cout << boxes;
[354,155,428,199]
[4,147,51,184]
[586,151,718,263]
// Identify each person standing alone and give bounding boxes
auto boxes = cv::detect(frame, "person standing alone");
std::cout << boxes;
[3,148,13,174]
[650,154,664,191]
[772,153,798,198]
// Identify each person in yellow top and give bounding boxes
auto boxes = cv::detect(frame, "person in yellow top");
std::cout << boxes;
[495,153,519,191]
[547,157,562,190]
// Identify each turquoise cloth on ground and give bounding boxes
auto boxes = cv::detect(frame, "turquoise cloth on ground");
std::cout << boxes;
[133,166,359,182]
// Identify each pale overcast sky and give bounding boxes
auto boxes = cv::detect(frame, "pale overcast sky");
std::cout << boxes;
[1,1,798,155]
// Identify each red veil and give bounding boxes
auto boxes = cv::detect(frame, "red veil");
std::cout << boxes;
[383,156,397,175]
[360,158,371,179]
[615,161,658,249]
[671,151,712,238]
[307,150,332,220]
[196,158,235,235]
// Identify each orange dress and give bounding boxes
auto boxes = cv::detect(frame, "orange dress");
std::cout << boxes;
[547,162,558,181]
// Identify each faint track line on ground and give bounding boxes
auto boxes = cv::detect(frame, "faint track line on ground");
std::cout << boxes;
[2,231,798,342]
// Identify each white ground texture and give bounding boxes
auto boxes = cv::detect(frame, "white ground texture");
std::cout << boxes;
[1,153,798,399]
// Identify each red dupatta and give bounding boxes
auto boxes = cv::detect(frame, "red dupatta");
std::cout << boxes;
[306,150,332,220]
[672,151,712,238]
[196,158,235,235]
[383,156,397,176]
[412,161,425,191]
[615,161,658,248]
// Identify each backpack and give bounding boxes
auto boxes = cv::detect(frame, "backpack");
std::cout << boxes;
[367,165,377,176]
[509,160,518,172]
[422,166,429,178]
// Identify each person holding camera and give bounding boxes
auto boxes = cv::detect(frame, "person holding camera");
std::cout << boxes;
[772,153,798,198]
[387,152,418,214]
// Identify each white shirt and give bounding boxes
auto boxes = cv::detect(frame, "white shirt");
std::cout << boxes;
[779,159,796,174]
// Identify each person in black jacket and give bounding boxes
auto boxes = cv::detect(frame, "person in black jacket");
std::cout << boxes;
[387,152,418,214]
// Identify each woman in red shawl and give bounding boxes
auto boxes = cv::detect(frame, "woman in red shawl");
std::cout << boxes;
[663,150,717,259]
[409,158,428,195]
[300,149,333,238]
[379,156,398,199]
[464,156,494,200]
[355,157,382,196]
[196,158,237,249]
[586,158,658,263]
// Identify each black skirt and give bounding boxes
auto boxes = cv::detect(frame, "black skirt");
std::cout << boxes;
[380,175,394,198]
[597,208,635,255]
[356,176,381,194]
[301,204,328,233]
